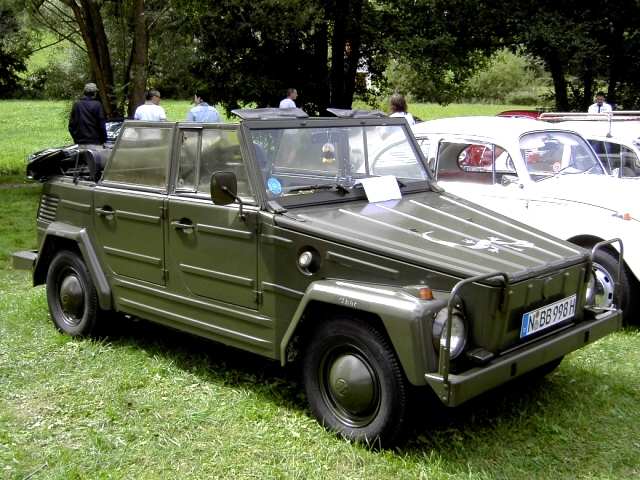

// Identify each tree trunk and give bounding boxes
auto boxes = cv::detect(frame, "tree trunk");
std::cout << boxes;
[328,0,363,109]
[583,67,594,112]
[64,0,119,117]
[127,0,148,117]
[329,3,347,108]
[547,53,568,111]
[607,25,624,108]
[312,20,331,114]
[343,0,363,107]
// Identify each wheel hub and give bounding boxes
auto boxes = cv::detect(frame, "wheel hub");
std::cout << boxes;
[59,275,85,322]
[593,262,614,308]
[327,353,376,416]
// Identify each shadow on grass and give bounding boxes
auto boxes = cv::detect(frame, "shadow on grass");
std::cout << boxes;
[94,314,637,470]
[100,315,306,409]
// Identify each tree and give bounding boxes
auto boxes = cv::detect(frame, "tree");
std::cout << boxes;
[0,1,30,98]
[177,0,388,115]
[26,0,174,117]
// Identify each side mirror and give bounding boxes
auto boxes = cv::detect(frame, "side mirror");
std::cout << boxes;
[210,171,245,219]
[210,171,237,205]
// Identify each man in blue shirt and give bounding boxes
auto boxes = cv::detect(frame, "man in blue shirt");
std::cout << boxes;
[187,94,220,122]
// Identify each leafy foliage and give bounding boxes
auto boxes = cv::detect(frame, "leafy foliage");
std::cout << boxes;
[0,1,30,98]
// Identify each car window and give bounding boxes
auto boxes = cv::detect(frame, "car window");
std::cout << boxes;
[520,131,603,179]
[435,140,514,184]
[177,127,254,200]
[249,124,428,200]
[589,140,639,177]
[102,126,173,189]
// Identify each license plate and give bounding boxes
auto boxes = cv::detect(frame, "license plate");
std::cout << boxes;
[520,294,577,338]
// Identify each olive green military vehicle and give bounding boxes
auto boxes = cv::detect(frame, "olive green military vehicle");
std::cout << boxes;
[13,108,622,447]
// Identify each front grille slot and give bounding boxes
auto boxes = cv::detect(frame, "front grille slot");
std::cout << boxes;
[38,194,59,223]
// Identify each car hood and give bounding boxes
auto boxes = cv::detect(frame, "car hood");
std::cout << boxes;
[274,192,587,282]
[531,174,640,219]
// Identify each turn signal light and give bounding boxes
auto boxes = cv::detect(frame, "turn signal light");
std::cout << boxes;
[418,287,434,300]
[623,213,632,221]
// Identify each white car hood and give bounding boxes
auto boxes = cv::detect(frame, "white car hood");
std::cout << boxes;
[529,174,640,218]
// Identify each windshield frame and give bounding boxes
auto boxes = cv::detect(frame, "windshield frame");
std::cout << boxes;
[241,117,433,208]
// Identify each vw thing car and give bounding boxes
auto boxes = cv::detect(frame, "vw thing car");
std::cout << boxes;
[13,108,622,447]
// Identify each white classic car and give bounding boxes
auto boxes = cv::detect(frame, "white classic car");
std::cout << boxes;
[412,116,640,323]
[539,112,640,178]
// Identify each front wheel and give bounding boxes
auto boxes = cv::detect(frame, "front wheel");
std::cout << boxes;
[46,250,101,336]
[302,317,410,447]
[591,249,633,324]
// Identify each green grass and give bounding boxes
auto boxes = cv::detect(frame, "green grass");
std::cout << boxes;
[0,100,526,179]
[1,187,639,478]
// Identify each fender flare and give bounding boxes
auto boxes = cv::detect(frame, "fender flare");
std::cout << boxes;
[280,279,447,385]
[34,222,112,310]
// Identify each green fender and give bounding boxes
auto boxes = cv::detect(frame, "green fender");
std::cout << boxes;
[34,222,112,310]
[280,279,448,385]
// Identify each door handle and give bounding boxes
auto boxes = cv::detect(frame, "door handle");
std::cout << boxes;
[171,220,194,234]
[95,207,115,219]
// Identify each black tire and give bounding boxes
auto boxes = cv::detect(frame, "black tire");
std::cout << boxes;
[302,316,410,448]
[46,250,101,336]
[591,249,633,324]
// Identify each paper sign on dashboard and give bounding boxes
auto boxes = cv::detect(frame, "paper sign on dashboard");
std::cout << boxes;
[358,175,402,203]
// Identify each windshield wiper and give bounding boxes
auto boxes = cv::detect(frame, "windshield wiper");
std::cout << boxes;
[286,183,350,195]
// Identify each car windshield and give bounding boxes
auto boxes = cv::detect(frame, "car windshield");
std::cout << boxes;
[520,131,604,180]
[248,124,428,200]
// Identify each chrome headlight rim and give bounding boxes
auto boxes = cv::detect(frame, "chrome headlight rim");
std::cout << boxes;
[432,306,468,360]
[584,271,596,307]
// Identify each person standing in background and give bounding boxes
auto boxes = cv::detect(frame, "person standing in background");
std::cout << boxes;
[134,89,167,121]
[187,94,220,122]
[68,82,106,147]
[279,88,298,109]
[389,93,415,125]
[588,92,613,113]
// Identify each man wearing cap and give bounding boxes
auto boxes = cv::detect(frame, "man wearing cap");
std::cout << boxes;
[68,83,107,147]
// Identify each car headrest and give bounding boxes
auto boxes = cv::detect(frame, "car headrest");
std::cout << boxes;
[80,149,111,181]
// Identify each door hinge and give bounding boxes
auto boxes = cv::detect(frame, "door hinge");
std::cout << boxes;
[159,205,167,219]
[255,290,263,305]
[162,269,169,282]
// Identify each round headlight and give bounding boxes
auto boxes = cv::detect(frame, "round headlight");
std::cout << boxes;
[432,307,467,359]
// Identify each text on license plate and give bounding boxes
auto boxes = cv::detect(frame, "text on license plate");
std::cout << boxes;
[520,294,577,338]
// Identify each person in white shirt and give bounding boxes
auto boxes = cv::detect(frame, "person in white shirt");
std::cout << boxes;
[134,89,167,121]
[389,93,415,125]
[588,92,613,113]
[279,88,298,109]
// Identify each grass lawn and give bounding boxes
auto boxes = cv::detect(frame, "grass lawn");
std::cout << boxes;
[0,100,526,178]
[0,102,638,478]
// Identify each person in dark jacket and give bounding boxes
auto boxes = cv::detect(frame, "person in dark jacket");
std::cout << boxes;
[68,83,107,146]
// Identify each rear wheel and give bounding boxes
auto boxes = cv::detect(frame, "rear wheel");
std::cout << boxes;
[46,250,101,336]
[302,317,410,447]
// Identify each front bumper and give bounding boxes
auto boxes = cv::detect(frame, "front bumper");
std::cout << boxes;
[424,308,622,406]
[12,250,38,270]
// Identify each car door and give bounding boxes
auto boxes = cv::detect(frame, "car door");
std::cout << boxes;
[94,123,174,286]
[167,126,259,310]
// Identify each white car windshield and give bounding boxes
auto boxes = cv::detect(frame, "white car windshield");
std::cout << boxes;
[249,125,428,198]
[520,131,604,179]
